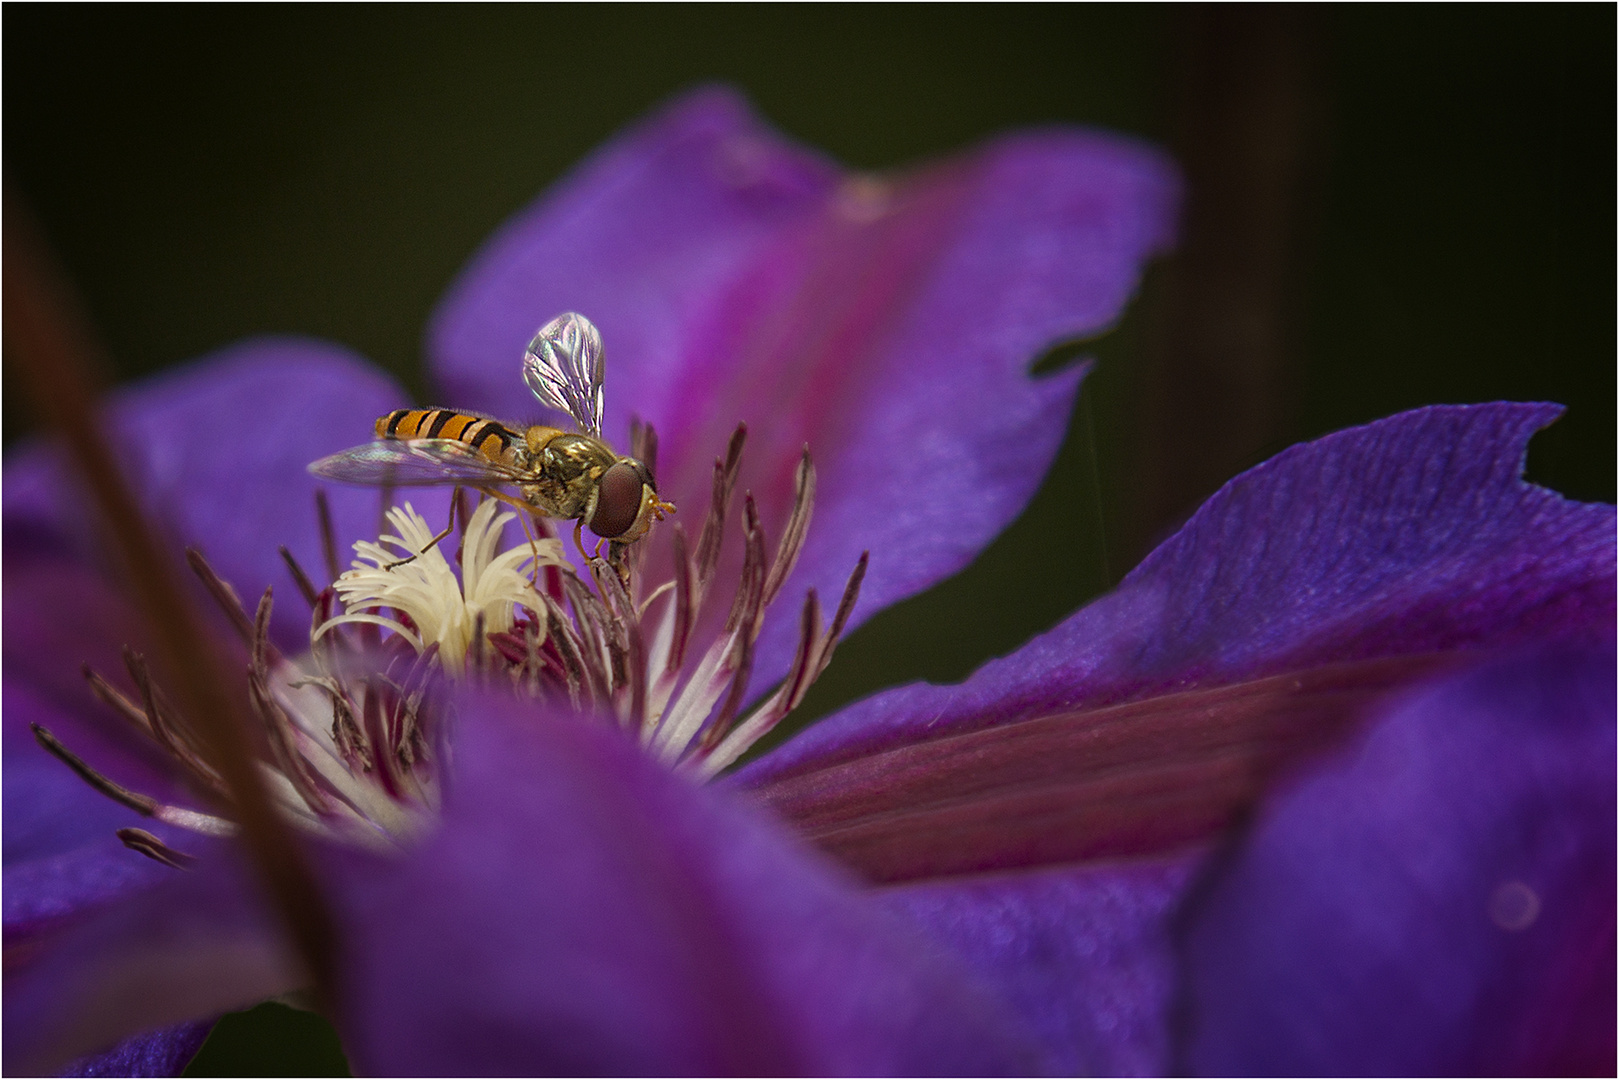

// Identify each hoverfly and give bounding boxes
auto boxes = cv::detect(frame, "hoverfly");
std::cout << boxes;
[309,312,673,556]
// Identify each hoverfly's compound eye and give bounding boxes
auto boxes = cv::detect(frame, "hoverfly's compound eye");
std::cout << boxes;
[589,462,647,539]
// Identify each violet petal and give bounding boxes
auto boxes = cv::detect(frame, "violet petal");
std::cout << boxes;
[4,551,217,929]
[58,1020,213,1078]
[743,403,1615,782]
[4,337,423,649]
[3,851,301,1077]
[2,549,199,812]
[428,85,1177,687]
[882,851,1202,1076]
[3,675,200,931]
[1178,647,1616,1076]
[337,689,1044,1075]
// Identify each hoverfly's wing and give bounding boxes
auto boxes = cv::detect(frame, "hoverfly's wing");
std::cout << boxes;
[308,439,530,487]
[522,311,604,439]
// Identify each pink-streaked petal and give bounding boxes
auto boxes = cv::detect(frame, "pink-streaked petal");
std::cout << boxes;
[882,851,1201,1076]
[4,338,428,649]
[744,403,1615,784]
[336,690,1043,1075]
[429,85,1177,688]
[2,852,301,1076]
[752,654,1449,882]
[1180,647,1616,1075]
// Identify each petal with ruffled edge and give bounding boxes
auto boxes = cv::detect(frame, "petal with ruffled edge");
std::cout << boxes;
[3,337,425,652]
[740,403,1615,879]
[734,404,1612,1075]
[1179,646,1616,1075]
[429,84,1178,689]
[337,690,1045,1075]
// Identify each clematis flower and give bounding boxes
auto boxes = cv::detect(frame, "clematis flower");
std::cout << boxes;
[4,86,1612,1076]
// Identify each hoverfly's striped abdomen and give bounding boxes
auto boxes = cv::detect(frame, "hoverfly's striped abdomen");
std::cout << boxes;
[376,409,518,465]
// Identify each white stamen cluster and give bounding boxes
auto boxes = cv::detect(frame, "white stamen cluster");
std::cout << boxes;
[317,500,560,677]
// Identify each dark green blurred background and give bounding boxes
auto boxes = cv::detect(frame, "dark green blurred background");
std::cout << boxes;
[6,7,1613,1075]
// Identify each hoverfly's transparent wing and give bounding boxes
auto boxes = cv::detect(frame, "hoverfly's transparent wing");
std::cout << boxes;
[522,311,604,439]
[308,440,530,487]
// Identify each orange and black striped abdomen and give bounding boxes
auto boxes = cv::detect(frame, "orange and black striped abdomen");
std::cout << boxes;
[376,409,518,464]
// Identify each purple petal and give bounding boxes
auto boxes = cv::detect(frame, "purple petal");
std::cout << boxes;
[4,678,177,931]
[2,551,199,811]
[1179,647,1616,1075]
[4,337,424,649]
[4,637,217,931]
[745,403,1615,783]
[3,537,153,727]
[3,851,301,1076]
[3,559,215,927]
[59,1020,212,1078]
[882,851,1201,1075]
[337,690,1044,1075]
[429,85,1177,687]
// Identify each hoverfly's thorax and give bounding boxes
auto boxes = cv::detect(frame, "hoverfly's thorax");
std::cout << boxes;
[525,431,618,521]
[540,433,617,474]
[521,424,566,456]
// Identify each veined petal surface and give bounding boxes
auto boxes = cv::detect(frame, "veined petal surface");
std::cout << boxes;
[745,402,1615,785]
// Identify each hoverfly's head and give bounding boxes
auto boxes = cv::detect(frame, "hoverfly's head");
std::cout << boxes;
[588,457,673,543]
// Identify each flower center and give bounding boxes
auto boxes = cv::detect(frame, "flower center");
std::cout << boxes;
[40,425,865,867]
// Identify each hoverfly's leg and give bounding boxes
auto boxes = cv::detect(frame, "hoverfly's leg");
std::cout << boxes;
[472,486,542,517]
[569,518,609,569]
[607,540,632,588]
[515,510,543,589]
[464,486,558,585]
[571,519,596,564]
[384,487,462,570]
[378,481,397,546]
